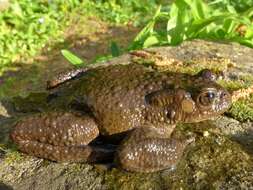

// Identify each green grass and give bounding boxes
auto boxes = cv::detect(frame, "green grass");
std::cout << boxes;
[0,0,79,70]
[0,0,159,72]
[129,0,253,50]
[84,0,160,26]
[228,94,253,122]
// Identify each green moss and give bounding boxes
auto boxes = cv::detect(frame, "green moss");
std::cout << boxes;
[69,163,89,174]
[104,169,163,190]
[103,123,253,189]
[218,80,247,91]
[40,160,51,167]
[163,124,253,189]
[181,59,228,74]
[1,139,25,164]
[132,56,155,67]
[218,74,253,91]
[0,144,7,154]
[228,94,253,122]
[152,56,230,75]
[4,150,23,164]
[12,92,50,112]
[240,74,253,85]
[218,74,253,121]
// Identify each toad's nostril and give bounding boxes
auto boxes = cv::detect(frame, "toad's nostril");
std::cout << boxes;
[220,91,228,99]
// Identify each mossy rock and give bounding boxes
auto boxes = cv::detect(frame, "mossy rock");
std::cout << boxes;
[166,126,253,189]
[1,40,253,189]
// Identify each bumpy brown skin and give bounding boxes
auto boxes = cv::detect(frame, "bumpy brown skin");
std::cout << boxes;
[11,64,231,173]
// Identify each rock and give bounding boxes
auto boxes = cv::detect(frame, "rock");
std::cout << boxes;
[1,40,253,189]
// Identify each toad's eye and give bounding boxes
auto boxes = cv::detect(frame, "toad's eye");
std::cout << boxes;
[207,92,215,99]
[197,90,217,107]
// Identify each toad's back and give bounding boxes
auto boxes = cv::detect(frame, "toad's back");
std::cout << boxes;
[64,64,179,135]
[53,63,231,136]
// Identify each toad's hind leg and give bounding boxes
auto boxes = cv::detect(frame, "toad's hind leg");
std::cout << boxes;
[116,126,194,173]
[11,112,113,162]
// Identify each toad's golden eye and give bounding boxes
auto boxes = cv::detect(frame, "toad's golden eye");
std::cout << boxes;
[197,89,217,107]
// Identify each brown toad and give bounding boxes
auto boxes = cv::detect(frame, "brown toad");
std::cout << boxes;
[11,64,231,173]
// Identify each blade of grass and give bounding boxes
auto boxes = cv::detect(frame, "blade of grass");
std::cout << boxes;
[129,5,161,50]
[185,0,208,19]
[61,49,85,66]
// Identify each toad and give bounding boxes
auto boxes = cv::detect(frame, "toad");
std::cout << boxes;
[11,64,231,173]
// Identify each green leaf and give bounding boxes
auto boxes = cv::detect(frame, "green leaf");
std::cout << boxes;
[129,5,161,50]
[61,50,85,66]
[110,41,120,57]
[186,14,233,38]
[130,20,155,49]
[226,5,237,13]
[167,0,189,45]
[11,2,23,18]
[185,0,208,19]
[223,19,237,34]
[143,35,159,48]
[243,7,253,17]
[94,55,113,63]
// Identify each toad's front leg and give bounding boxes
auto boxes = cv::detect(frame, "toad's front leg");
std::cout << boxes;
[11,112,113,162]
[116,126,194,173]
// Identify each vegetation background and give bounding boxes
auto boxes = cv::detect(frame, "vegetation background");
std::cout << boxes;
[0,0,252,70]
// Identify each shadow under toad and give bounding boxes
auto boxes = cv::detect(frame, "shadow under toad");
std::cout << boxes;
[0,92,54,156]
[231,128,253,155]
[0,182,13,190]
